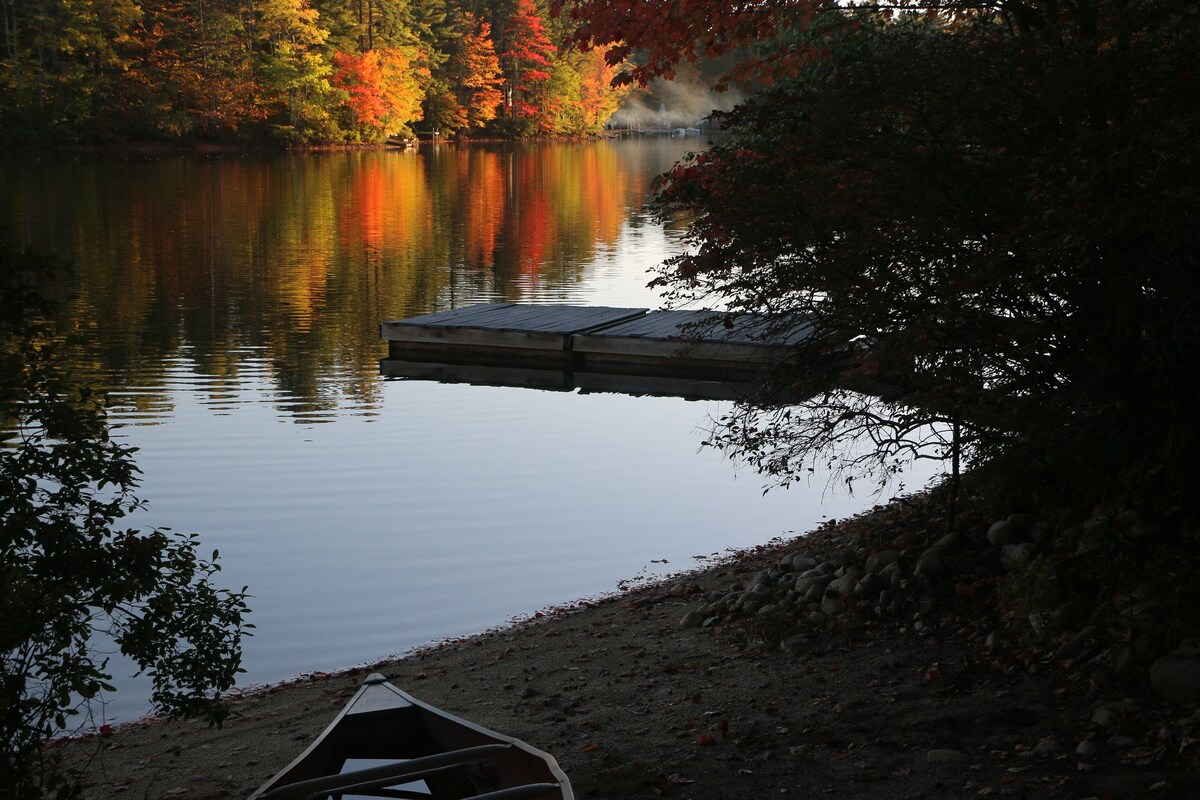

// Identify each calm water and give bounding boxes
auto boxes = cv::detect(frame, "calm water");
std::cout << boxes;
[2,140,942,725]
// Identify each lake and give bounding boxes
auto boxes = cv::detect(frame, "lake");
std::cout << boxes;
[1,139,943,725]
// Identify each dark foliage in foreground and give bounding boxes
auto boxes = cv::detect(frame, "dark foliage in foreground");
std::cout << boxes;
[574,0,1200,514]
[1,240,251,798]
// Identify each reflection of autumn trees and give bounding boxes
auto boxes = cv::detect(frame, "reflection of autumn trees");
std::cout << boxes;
[0,143,665,418]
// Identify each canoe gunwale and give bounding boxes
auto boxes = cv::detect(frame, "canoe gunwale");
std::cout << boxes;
[247,673,574,800]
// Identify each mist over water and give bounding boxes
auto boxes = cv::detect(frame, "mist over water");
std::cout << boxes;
[610,77,745,130]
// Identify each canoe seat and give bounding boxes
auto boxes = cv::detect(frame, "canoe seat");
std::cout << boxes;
[258,743,511,800]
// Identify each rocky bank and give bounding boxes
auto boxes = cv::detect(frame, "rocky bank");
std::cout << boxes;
[60,490,1200,799]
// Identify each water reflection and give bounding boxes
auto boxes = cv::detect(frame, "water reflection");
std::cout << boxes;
[2,141,948,725]
[1,141,683,425]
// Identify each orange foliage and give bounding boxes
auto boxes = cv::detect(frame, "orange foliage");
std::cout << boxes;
[460,151,506,268]
[332,48,429,137]
[456,17,505,129]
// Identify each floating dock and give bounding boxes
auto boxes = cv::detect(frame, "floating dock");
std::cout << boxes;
[379,303,814,399]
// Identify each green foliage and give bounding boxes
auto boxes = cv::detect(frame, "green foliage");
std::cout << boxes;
[1,239,251,798]
[651,3,1200,512]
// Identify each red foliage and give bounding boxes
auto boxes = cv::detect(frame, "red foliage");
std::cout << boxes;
[501,0,557,116]
[332,51,388,129]
[555,0,842,87]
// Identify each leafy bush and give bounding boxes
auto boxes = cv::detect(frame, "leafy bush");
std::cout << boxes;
[1,240,251,798]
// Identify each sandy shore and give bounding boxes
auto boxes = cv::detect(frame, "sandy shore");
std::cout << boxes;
[61,517,1195,800]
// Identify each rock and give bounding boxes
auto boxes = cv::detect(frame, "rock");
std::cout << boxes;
[833,564,863,581]
[1150,652,1200,703]
[679,610,706,628]
[864,549,900,575]
[1053,626,1099,662]
[1075,739,1098,760]
[1091,706,1121,728]
[820,592,843,617]
[987,519,1024,546]
[915,548,944,578]
[931,531,963,552]
[1000,542,1036,570]
[1133,633,1168,662]
[794,573,834,595]
[806,611,828,626]
[925,749,968,767]
[780,634,816,654]
[828,573,859,598]
[739,586,771,604]
[853,573,878,597]
[791,554,817,571]
[1032,738,1063,756]
[1112,645,1135,677]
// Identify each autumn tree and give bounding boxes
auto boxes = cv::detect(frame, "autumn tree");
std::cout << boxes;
[122,0,270,140]
[498,0,555,132]
[423,11,503,134]
[564,0,1200,512]
[332,46,429,139]
[255,0,341,141]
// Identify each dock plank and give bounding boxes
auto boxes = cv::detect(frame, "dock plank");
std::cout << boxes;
[573,309,813,369]
[381,304,649,362]
[380,303,813,379]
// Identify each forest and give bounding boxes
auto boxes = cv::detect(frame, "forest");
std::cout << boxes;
[0,0,632,144]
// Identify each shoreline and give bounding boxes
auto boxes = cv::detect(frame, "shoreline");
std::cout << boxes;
[60,501,1197,799]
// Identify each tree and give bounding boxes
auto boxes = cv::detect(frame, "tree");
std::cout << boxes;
[432,12,504,134]
[499,0,555,128]
[255,0,342,141]
[1,241,251,797]
[332,46,428,139]
[563,1,1200,512]
[124,0,267,140]
[0,0,142,142]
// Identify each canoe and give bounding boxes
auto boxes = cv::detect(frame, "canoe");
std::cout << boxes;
[248,673,574,800]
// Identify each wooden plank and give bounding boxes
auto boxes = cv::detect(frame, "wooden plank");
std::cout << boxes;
[384,326,570,352]
[381,305,648,355]
[575,338,791,363]
[388,303,516,328]
[579,310,813,346]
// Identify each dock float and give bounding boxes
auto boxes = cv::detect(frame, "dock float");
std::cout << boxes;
[380,303,814,399]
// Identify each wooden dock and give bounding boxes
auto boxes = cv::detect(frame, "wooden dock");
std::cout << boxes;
[379,303,814,399]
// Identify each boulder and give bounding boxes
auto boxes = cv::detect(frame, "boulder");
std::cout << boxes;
[987,519,1025,546]
[1150,650,1200,704]
[864,549,900,575]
